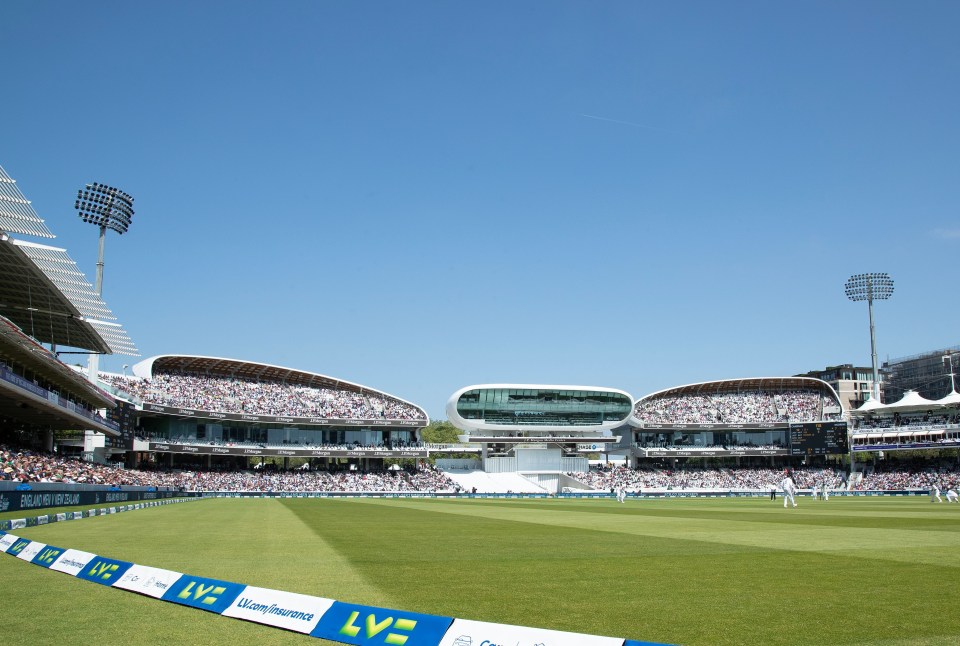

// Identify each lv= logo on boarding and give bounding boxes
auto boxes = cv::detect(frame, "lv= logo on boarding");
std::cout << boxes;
[340,611,419,645]
[311,601,454,646]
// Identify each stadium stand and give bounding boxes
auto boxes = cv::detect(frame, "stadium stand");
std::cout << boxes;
[566,465,848,492]
[8,443,958,495]
[0,315,118,440]
[103,372,426,421]
[634,389,839,424]
[856,458,960,490]
[2,443,162,486]
[848,405,960,452]
[1,444,458,492]
[564,464,960,493]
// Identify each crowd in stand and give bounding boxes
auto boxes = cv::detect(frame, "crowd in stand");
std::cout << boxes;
[103,372,426,421]
[2,444,163,487]
[633,390,838,424]
[569,464,960,492]
[569,465,845,491]
[5,442,960,494]
[856,458,960,490]
[858,470,950,490]
[167,464,458,493]
[0,444,456,492]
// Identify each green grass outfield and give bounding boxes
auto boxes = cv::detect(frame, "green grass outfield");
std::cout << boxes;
[2,496,960,646]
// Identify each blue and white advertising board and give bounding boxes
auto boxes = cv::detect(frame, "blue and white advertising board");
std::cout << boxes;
[311,600,453,646]
[222,585,335,634]
[437,618,630,646]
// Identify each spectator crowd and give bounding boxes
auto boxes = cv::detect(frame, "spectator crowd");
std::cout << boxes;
[5,444,959,495]
[569,465,845,491]
[633,390,839,424]
[856,458,960,490]
[2,444,166,487]
[1,444,456,492]
[103,372,426,421]
[169,464,458,493]
[569,463,960,493]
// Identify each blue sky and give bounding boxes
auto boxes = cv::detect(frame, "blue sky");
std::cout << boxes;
[2,1,958,419]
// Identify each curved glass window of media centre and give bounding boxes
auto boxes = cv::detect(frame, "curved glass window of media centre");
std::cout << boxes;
[455,388,632,425]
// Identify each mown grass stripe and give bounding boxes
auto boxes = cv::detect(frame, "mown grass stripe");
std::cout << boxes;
[14,499,396,605]
[345,497,960,567]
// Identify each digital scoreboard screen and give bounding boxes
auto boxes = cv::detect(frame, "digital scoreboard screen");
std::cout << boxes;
[790,421,848,456]
[106,399,136,449]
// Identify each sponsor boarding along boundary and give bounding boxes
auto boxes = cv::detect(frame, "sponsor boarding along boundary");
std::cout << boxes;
[0,501,670,646]
[0,497,199,531]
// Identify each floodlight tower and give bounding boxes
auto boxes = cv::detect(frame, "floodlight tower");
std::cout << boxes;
[75,182,135,382]
[844,272,894,403]
[76,183,134,296]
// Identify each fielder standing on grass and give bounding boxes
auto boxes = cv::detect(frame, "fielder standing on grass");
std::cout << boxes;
[947,488,959,503]
[782,471,798,508]
[931,483,943,503]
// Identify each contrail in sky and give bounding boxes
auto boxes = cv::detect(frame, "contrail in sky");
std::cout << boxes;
[579,113,683,135]
[933,228,960,239]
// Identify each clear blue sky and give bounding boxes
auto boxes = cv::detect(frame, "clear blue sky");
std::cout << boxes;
[3,1,958,419]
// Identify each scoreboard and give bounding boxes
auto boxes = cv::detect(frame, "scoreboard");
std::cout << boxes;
[105,399,137,450]
[790,421,848,456]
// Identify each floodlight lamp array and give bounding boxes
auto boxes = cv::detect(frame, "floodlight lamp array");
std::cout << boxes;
[844,272,894,302]
[75,182,135,234]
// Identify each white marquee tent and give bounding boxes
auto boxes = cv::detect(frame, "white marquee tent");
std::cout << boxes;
[853,390,957,414]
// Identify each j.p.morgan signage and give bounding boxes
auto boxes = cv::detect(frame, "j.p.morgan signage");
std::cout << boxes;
[642,448,789,457]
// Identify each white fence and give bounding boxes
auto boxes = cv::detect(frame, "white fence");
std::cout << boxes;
[435,458,482,471]
[484,453,588,474]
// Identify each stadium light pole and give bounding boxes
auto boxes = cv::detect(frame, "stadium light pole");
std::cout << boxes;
[844,273,894,403]
[845,273,893,481]
[75,182,135,383]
